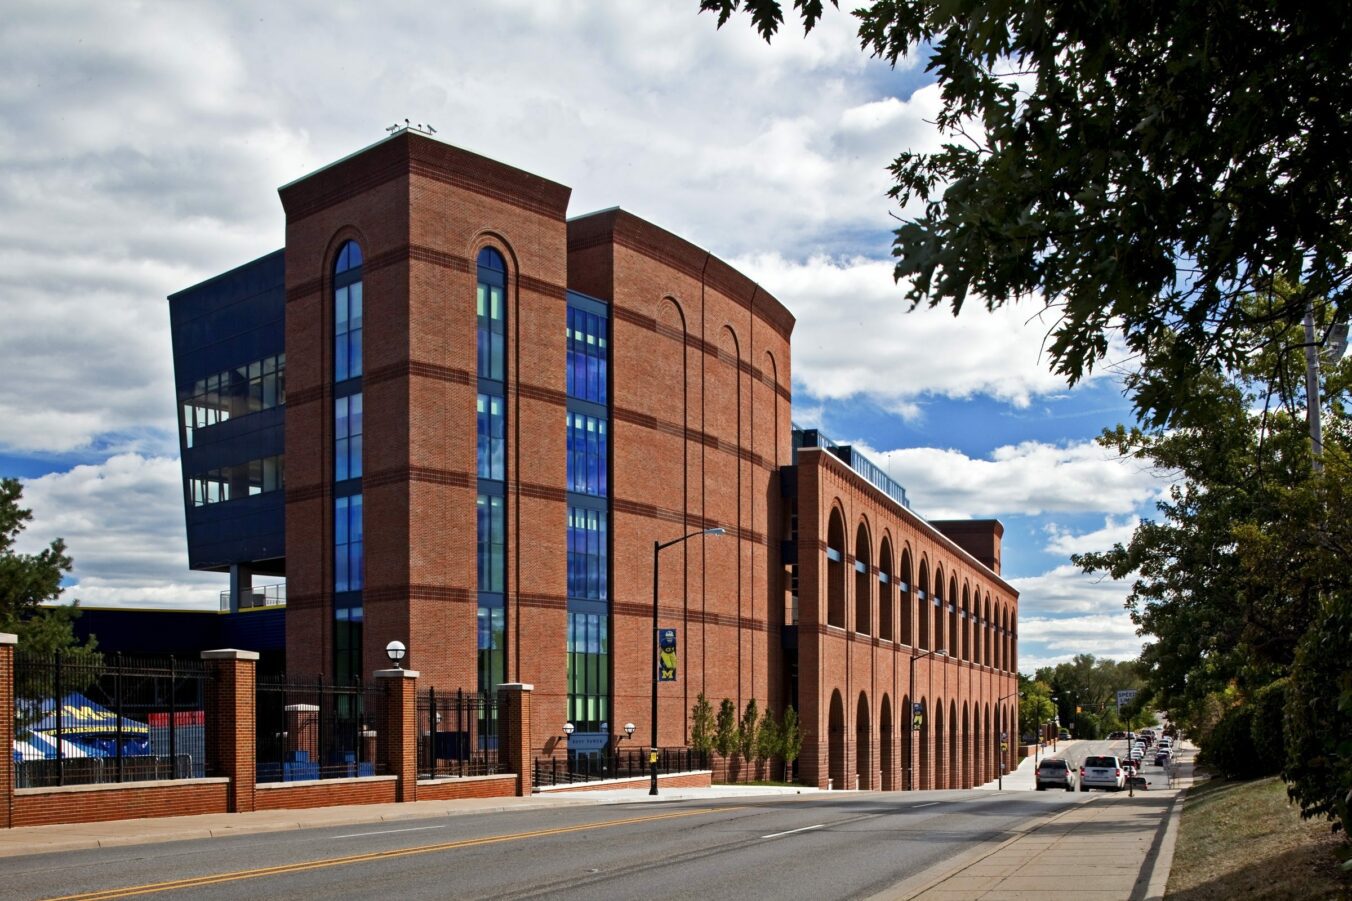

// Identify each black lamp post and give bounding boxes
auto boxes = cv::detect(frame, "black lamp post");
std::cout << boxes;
[996,689,1018,790]
[907,647,946,791]
[651,526,725,796]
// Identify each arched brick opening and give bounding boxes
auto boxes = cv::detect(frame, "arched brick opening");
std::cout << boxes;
[827,512,846,629]
[948,699,959,791]
[855,691,871,789]
[880,694,894,790]
[878,539,894,643]
[934,701,946,789]
[828,689,845,790]
[900,692,912,789]
[948,575,959,661]
[933,567,945,653]
[854,522,872,636]
[919,696,931,790]
[918,561,931,650]
[899,549,913,647]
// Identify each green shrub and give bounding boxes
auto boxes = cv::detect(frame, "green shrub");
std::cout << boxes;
[1285,591,1352,834]
[1249,677,1288,766]
[755,708,780,763]
[690,693,714,754]
[714,698,739,758]
[1201,704,1267,780]
[739,698,759,760]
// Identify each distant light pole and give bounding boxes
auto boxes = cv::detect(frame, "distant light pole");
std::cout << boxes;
[1051,696,1059,752]
[996,690,1018,790]
[651,526,725,796]
[907,647,946,791]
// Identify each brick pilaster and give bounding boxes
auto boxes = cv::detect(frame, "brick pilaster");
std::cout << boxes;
[202,649,258,813]
[0,633,15,828]
[375,668,418,802]
[498,683,533,796]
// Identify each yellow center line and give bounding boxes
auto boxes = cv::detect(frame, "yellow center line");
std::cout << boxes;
[46,807,739,901]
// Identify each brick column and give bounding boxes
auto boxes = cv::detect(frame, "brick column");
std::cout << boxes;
[497,683,533,796]
[0,633,16,828]
[202,649,258,813]
[375,668,418,802]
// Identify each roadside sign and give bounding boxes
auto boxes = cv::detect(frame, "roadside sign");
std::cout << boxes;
[1116,689,1138,709]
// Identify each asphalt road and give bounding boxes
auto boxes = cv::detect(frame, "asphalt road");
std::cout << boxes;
[5,790,1093,901]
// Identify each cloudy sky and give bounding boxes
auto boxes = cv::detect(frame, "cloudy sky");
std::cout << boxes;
[1,0,1173,673]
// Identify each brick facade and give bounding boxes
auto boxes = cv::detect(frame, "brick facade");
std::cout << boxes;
[181,129,1017,795]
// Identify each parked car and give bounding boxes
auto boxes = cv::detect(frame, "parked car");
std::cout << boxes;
[1058,728,1070,740]
[1154,751,1171,766]
[1108,731,1127,740]
[1036,758,1076,791]
[1080,755,1126,791]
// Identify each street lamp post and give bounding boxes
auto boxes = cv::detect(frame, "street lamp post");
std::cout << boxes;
[996,690,1018,790]
[907,647,947,791]
[1051,696,1059,752]
[651,526,725,796]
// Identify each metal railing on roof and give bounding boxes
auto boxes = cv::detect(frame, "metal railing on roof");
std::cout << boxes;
[219,583,286,612]
[791,425,913,512]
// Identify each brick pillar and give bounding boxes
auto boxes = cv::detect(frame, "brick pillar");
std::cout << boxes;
[497,683,533,796]
[284,704,320,764]
[202,649,258,813]
[0,633,16,828]
[375,668,418,802]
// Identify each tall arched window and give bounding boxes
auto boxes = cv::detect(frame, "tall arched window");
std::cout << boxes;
[477,247,506,381]
[334,240,363,381]
[332,238,363,683]
[476,246,508,697]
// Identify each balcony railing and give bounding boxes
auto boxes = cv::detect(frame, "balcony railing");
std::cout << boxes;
[219,583,286,612]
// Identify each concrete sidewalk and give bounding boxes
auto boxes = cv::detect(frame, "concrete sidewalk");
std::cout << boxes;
[888,742,1201,901]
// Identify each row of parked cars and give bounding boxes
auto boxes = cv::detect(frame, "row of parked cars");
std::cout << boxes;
[1034,729,1177,791]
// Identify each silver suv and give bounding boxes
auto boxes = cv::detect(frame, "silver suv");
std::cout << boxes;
[1035,758,1076,791]
[1080,755,1126,791]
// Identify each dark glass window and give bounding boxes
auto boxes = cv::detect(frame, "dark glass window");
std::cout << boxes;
[478,604,505,697]
[567,506,607,601]
[566,412,607,496]
[335,494,364,592]
[181,353,285,448]
[335,606,363,684]
[188,455,284,506]
[335,393,363,482]
[567,611,609,732]
[334,240,363,382]
[477,494,505,593]
[477,249,505,381]
[566,307,607,404]
[477,394,505,480]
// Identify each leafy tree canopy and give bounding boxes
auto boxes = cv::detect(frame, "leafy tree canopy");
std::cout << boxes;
[699,0,1352,425]
[0,478,96,658]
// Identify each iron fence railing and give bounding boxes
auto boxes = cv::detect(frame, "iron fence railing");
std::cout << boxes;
[255,676,384,783]
[533,747,709,788]
[13,651,211,788]
[417,688,506,778]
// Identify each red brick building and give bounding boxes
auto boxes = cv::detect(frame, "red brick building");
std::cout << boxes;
[171,128,1018,791]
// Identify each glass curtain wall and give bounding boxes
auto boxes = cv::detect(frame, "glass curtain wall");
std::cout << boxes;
[565,295,610,742]
[476,248,507,697]
[332,240,364,683]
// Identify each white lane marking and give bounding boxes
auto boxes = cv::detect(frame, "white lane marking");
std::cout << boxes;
[911,802,941,808]
[761,823,826,839]
[334,824,450,839]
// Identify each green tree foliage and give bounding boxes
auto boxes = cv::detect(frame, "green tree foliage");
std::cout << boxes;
[755,708,780,764]
[1018,675,1055,739]
[1249,677,1288,766]
[700,0,1352,427]
[0,478,97,663]
[690,692,715,753]
[714,698,740,758]
[1036,654,1143,727]
[1285,592,1352,834]
[739,698,760,761]
[780,706,803,782]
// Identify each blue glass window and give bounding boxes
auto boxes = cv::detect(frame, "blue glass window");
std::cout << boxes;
[335,494,364,592]
[334,241,363,382]
[477,249,505,382]
[566,412,607,496]
[477,394,505,480]
[567,506,607,601]
[477,494,505,594]
[566,307,607,404]
[335,393,363,482]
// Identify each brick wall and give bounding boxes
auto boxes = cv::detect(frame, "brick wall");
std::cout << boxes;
[255,776,397,811]
[538,771,713,793]
[416,775,518,801]
[13,781,229,827]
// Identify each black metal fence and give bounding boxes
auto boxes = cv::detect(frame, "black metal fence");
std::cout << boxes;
[255,676,385,783]
[13,651,211,788]
[417,688,505,778]
[533,747,709,788]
